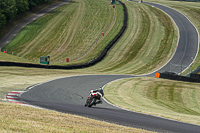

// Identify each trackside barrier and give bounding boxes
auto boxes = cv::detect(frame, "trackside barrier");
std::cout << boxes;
[155,71,200,83]
[186,66,200,77]
[190,73,200,79]
[0,1,128,70]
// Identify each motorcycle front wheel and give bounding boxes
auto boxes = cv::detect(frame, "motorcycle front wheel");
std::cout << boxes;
[88,97,96,107]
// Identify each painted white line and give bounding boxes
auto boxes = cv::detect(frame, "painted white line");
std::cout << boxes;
[102,78,200,127]
[146,2,199,74]
[7,93,19,96]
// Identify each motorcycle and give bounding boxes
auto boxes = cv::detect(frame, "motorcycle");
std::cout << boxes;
[85,91,102,107]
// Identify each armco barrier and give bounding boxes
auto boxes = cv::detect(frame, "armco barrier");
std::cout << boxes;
[190,73,200,79]
[186,66,200,77]
[157,72,200,83]
[0,2,128,70]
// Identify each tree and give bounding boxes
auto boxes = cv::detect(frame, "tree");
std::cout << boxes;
[16,0,29,14]
[28,0,39,9]
[0,0,52,29]
[0,9,6,28]
[41,0,51,3]
[0,0,17,21]
[28,0,51,9]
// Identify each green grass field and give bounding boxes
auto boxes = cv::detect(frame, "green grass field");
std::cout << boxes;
[0,102,153,133]
[2,0,119,65]
[1,0,178,74]
[0,52,34,63]
[104,77,200,125]
[85,1,178,75]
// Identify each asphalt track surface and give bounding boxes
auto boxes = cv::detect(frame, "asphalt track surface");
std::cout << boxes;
[145,2,199,75]
[18,1,199,133]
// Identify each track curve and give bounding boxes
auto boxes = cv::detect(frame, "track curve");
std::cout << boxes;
[21,75,200,132]
[21,2,200,133]
[146,2,199,75]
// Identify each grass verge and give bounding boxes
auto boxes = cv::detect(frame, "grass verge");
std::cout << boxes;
[0,102,152,133]
[86,1,178,75]
[104,77,200,125]
[0,52,34,63]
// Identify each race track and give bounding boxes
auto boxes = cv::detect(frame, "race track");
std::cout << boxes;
[20,2,200,133]
[146,2,199,75]
[21,75,200,132]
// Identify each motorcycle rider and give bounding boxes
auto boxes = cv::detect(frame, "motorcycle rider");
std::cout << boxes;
[89,87,104,105]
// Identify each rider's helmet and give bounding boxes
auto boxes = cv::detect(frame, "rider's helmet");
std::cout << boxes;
[90,90,94,93]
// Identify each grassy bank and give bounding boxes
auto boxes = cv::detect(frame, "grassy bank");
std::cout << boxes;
[1,0,178,75]
[0,52,34,63]
[0,0,64,40]
[2,0,119,65]
[86,1,178,75]
[104,77,200,125]
[0,102,152,133]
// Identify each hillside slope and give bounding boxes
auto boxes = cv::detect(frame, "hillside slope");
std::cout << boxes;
[2,0,119,65]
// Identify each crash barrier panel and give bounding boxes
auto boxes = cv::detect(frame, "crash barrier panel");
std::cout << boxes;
[186,66,200,77]
[0,1,128,70]
[155,72,200,83]
[190,73,200,80]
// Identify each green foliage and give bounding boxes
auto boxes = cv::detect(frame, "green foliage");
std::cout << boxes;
[0,0,53,29]
[0,0,17,21]
[16,0,29,14]
[0,10,6,28]
[28,0,39,8]
[28,0,51,9]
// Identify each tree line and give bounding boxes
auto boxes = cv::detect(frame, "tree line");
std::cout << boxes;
[0,0,52,28]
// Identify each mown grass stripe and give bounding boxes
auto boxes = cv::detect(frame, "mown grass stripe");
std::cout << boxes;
[103,5,151,71]
[104,77,200,125]
[2,0,116,65]
[87,1,177,75]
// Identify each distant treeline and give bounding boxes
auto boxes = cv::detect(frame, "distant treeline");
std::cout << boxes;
[0,0,52,28]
